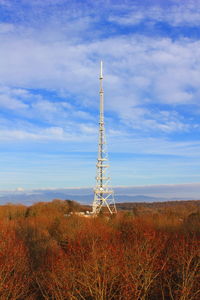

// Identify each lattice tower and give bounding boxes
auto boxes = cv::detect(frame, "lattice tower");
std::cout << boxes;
[92,61,117,215]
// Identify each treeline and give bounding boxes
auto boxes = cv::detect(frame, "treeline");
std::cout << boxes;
[0,199,199,299]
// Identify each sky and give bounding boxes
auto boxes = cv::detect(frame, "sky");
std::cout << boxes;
[1,0,200,191]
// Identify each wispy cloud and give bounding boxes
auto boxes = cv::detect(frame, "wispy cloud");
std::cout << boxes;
[109,1,200,27]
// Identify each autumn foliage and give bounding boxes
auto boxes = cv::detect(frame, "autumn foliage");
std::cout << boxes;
[0,199,199,299]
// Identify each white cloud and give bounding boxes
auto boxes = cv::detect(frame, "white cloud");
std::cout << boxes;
[109,2,200,27]
[0,0,10,5]
[0,94,27,110]
[16,187,25,192]
[0,23,14,33]
[0,87,28,110]
[79,123,96,134]
[109,11,145,26]
[0,127,73,141]
[107,133,200,157]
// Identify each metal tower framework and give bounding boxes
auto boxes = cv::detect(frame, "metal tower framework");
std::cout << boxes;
[92,61,117,215]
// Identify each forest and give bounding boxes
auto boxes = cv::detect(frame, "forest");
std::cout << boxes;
[0,199,199,300]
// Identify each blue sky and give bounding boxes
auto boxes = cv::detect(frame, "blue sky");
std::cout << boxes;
[1,0,200,191]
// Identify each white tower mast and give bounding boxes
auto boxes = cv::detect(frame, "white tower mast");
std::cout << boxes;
[92,61,117,215]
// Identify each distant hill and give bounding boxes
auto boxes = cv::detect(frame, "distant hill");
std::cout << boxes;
[0,187,200,205]
[115,195,167,202]
[0,191,93,205]
[0,190,169,205]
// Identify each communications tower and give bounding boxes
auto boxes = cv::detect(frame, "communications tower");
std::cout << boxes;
[92,61,117,215]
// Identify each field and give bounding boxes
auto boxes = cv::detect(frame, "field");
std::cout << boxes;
[0,199,199,299]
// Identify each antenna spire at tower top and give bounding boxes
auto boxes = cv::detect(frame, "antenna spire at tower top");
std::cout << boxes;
[100,60,103,79]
